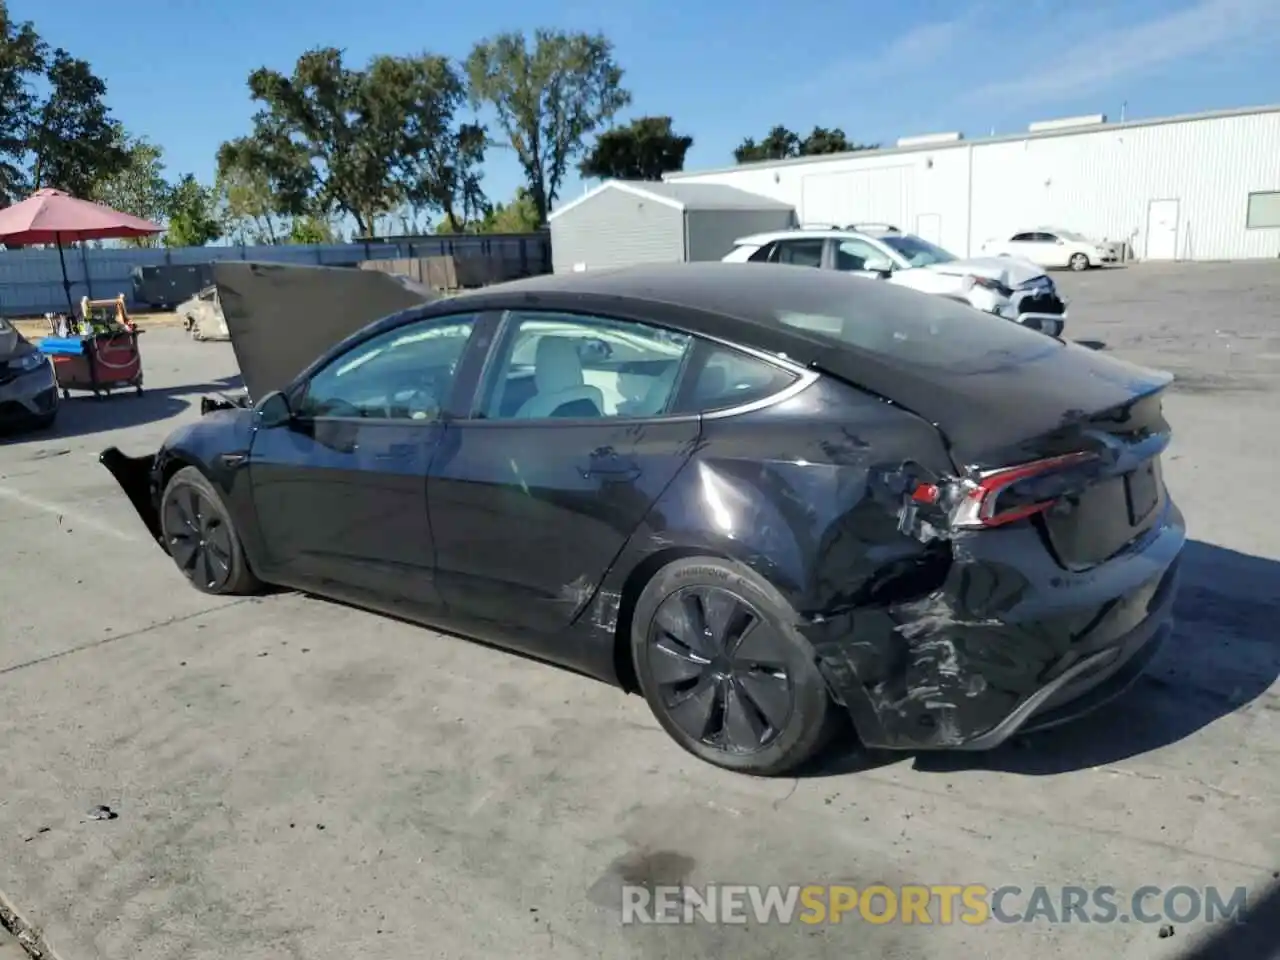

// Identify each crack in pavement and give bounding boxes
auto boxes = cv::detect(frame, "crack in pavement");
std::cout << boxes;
[0,598,258,679]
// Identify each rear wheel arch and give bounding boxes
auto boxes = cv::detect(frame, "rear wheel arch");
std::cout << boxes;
[612,546,729,693]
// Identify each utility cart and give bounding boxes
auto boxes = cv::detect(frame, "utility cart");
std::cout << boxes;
[38,295,145,399]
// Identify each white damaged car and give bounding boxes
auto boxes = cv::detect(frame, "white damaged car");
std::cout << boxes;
[723,225,1068,337]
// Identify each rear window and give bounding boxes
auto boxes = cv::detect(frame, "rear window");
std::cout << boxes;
[770,283,1061,371]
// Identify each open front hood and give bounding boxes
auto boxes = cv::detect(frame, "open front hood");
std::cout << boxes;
[212,261,438,401]
[925,255,1048,288]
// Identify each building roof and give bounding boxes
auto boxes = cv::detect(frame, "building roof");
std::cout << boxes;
[547,179,794,222]
[664,102,1280,180]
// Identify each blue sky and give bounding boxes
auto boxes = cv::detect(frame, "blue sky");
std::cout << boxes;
[15,0,1280,225]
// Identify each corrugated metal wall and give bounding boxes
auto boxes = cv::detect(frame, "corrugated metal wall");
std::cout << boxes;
[666,108,1280,261]
[550,186,683,272]
[0,234,550,317]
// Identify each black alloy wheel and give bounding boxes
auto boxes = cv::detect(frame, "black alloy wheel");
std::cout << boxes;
[160,466,260,596]
[632,558,835,776]
[648,585,793,753]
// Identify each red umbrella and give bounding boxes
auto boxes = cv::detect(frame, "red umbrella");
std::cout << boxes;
[0,188,163,314]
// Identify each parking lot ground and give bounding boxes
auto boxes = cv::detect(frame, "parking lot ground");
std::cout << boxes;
[0,263,1278,960]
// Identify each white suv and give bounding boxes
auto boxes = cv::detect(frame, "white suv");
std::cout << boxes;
[723,225,1068,336]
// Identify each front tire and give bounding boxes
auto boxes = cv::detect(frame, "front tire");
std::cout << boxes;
[631,558,834,776]
[160,466,261,595]
[1069,252,1090,271]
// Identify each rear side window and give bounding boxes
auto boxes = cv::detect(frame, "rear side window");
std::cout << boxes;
[773,239,825,268]
[675,345,799,413]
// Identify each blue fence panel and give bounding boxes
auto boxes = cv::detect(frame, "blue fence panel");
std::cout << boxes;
[0,234,550,317]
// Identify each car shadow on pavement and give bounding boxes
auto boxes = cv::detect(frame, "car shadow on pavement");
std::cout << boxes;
[808,539,1280,778]
[0,376,244,445]
[1172,875,1280,960]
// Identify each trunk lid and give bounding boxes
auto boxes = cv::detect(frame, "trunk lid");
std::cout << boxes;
[211,261,438,401]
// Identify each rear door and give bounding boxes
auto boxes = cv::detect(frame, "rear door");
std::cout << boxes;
[427,309,700,642]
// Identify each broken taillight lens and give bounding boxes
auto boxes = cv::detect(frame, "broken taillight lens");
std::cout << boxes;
[913,451,1099,530]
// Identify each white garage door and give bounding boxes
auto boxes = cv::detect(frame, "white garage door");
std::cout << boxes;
[800,166,914,228]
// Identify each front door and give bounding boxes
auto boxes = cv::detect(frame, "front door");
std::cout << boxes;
[247,313,482,609]
[1145,199,1180,260]
[428,309,701,643]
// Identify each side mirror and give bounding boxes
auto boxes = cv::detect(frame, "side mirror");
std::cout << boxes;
[256,390,293,428]
[863,256,894,276]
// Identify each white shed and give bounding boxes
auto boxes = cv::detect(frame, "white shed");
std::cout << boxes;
[548,180,796,273]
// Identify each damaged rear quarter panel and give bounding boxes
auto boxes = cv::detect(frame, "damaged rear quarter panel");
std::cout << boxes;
[595,377,981,742]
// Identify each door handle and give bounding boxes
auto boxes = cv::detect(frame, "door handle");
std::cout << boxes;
[578,452,641,481]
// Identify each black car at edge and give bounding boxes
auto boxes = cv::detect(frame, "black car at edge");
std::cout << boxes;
[100,260,1185,776]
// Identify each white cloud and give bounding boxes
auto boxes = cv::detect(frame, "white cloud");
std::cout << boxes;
[966,0,1280,109]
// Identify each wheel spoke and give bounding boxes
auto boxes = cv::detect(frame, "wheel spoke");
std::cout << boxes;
[169,533,199,573]
[667,675,720,741]
[198,543,218,589]
[651,639,709,686]
[722,678,768,750]
[699,588,739,650]
[734,670,793,733]
[186,489,203,530]
[732,619,784,670]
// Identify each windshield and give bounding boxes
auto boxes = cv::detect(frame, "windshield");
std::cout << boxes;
[877,234,957,267]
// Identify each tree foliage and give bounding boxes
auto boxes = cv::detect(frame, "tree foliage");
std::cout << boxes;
[0,3,43,203]
[466,29,629,223]
[28,48,124,196]
[436,186,540,234]
[89,128,168,245]
[215,149,286,244]
[219,47,489,239]
[163,173,222,247]
[734,125,877,164]
[578,116,692,181]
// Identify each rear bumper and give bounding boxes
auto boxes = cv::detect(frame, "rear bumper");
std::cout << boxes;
[807,498,1185,752]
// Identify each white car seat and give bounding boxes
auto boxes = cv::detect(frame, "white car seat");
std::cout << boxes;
[514,337,605,419]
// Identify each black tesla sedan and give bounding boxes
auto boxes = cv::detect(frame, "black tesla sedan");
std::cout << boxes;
[101,260,1184,776]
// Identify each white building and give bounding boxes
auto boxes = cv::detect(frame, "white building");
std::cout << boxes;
[663,104,1280,262]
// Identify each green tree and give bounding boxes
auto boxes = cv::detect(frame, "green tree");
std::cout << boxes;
[221,47,415,237]
[466,29,630,223]
[89,127,168,246]
[365,54,490,233]
[288,214,335,244]
[28,48,125,196]
[163,173,222,247]
[215,143,287,244]
[578,116,692,181]
[434,187,539,234]
[0,3,44,203]
[734,125,877,163]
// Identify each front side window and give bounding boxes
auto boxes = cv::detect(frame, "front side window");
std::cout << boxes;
[832,239,885,271]
[480,312,693,420]
[297,315,478,421]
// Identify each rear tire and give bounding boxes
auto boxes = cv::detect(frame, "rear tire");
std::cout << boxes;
[160,466,261,596]
[631,557,834,776]
[1069,252,1090,271]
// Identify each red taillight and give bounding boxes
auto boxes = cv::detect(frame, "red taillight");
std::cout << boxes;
[935,451,1098,530]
